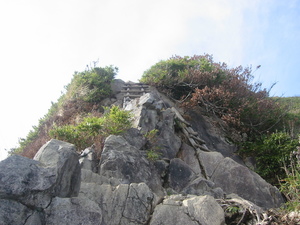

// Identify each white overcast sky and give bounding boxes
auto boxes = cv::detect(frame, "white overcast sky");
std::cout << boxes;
[0,0,299,160]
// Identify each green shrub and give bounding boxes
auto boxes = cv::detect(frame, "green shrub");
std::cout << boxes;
[143,129,161,161]
[49,125,85,149]
[146,150,161,161]
[101,105,133,135]
[280,164,300,211]
[240,132,299,184]
[49,105,132,150]
[66,66,118,103]
[141,55,285,137]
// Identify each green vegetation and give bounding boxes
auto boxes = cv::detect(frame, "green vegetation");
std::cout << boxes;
[240,132,298,184]
[65,66,117,103]
[273,97,300,137]
[141,55,285,136]
[49,105,132,150]
[280,160,300,211]
[144,129,161,161]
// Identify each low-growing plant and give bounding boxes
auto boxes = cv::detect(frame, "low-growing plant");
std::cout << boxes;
[49,105,132,150]
[226,206,240,214]
[240,132,299,184]
[101,105,133,136]
[143,129,162,161]
[146,150,161,161]
[280,139,300,212]
[66,65,118,103]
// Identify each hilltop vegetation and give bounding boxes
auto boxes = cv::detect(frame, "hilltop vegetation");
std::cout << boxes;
[141,55,289,136]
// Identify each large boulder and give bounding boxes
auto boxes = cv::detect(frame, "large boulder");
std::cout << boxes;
[0,155,55,208]
[129,93,181,159]
[199,150,284,208]
[0,139,82,223]
[150,195,225,225]
[44,197,102,225]
[168,158,195,192]
[0,199,34,225]
[99,135,164,196]
[179,143,203,176]
[187,110,237,157]
[79,182,154,225]
[34,139,81,197]
[156,108,181,159]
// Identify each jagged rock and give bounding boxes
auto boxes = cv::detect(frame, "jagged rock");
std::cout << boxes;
[0,139,81,209]
[122,128,147,150]
[187,110,237,157]
[182,177,224,198]
[0,199,33,225]
[199,150,284,208]
[130,93,181,159]
[0,155,55,208]
[156,109,181,159]
[34,139,81,198]
[198,150,224,178]
[81,169,110,185]
[153,160,169,181]
[179,142,203,176]
[79,182,155,224]
[139,92,156,107]
[211,157,284,208]
[79,148,97,173]
[138,108,158,133]
[44,197,102,225]
[24,211,44,225]
[183,195,225,225]
[99,135,164,196]
[150,195,225,225]
[111,79,125,94]
[168,158,195,192]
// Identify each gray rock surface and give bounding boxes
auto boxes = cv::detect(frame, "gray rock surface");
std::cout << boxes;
[0,199,33,225]
[0,155,54,208]
[111,79,125,94]
[150,195,225,225]
[79,182,154,224]
[168,158,195,192]
[122,128,147,150]
[79,147,97,173]
[44,197,102,225]
[34,139,81,197]
[99,135,164,196]
[211,157,284,208]
[199,150,284,208]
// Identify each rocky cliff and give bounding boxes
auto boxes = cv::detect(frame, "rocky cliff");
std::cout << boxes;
[0,80,284,225]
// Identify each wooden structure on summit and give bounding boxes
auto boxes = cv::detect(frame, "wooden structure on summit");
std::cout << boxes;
[121,82,150,103]
[121,82,150,99]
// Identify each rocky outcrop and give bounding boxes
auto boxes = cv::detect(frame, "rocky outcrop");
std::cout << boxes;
[0,139,82,224]
[0,81,286,224]
[150,194,225,225]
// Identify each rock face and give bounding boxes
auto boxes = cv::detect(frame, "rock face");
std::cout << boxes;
[0,82,285,224]
[0,139,82,224]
